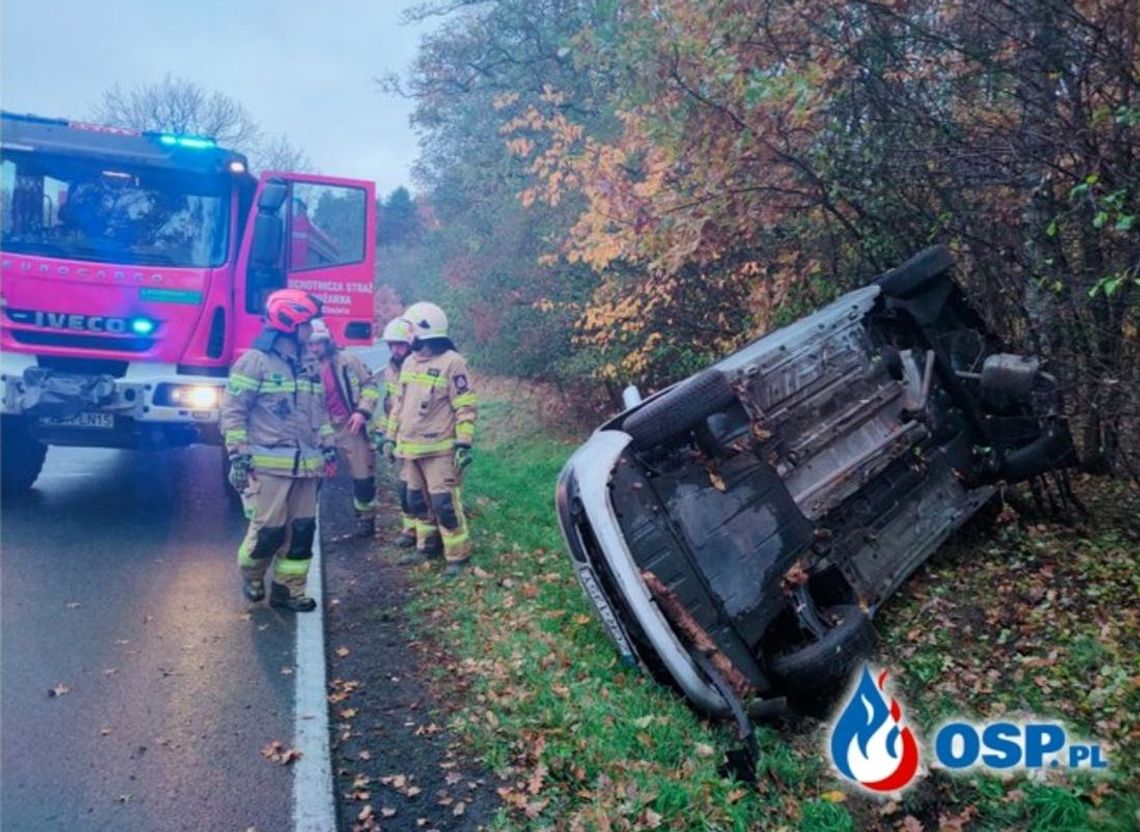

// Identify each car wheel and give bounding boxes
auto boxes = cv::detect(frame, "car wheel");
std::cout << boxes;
[623,368,737,450]
[766,604,876,709]
[1,418,48,495]
[875,245,954,299]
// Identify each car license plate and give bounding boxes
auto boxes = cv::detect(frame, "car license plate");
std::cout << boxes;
[39,412,114,429]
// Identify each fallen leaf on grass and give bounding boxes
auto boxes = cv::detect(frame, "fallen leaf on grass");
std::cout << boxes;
[406,786,422,797]
[821,790,847,803]
[335,647,351,658]
[639,808,663,829]
[357,805,373,822]
[48,684,71,698]
[359,750,372,761]
[694,743,715,758]
[340,708,358,719]
[280,667,294,676]
[381,807,397,818]
[445,771,464,786]
[938,806,977,832]
[523,798,549,819]
[899,816,924,832]
[452,801,466,816]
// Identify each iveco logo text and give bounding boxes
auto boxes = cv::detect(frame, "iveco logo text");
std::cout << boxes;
[20,310,130,333]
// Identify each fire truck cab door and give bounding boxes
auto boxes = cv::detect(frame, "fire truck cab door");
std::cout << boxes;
[235,172,376,351]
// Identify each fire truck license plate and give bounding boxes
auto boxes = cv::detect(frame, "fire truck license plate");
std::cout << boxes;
[39,412,114,429]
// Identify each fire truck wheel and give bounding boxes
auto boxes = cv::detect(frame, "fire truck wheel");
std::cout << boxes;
[1,418,48,495]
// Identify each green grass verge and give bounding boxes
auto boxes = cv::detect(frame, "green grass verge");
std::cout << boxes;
[387,398,1138,831]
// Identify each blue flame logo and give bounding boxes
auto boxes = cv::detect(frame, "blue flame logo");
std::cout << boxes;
[829,666,920,792]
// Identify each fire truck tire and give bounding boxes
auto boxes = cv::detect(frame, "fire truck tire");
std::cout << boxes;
[1,418,47,495]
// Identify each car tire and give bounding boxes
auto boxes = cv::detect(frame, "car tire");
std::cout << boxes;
[624,368,737,450]
[1,418,48,495]
[876,245,954,299]
[766,605,876,705]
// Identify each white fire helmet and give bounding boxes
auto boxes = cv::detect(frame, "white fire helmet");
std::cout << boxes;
[381,317,416,345]
[402,302,448,340]
[307,317,333,342]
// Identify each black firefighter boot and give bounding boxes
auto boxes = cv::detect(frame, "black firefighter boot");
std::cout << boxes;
[269,582,317,613]
[242,577,266,602]
[398,534,444,566]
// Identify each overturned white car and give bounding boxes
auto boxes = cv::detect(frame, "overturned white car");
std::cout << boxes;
[556,247,1073,720]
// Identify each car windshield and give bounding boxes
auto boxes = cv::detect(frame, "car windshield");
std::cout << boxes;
[0,151,229,268]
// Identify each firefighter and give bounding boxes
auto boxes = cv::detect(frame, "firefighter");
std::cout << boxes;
[371,316,417,547]
[221,289,336,612]
[381,302,477,576]
[307,317,381,537]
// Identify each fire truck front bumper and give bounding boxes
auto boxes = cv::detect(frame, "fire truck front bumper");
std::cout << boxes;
[1,353,225,448]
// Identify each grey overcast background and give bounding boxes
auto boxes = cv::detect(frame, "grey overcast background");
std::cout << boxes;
[1,0,431,195]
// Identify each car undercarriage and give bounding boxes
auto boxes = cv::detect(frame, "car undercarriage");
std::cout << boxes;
[556,246,1075,721]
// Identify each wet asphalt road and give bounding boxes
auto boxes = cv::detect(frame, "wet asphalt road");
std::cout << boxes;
[1,445,298,832]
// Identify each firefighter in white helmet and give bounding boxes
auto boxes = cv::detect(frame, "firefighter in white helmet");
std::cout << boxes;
[371,316,417,547]
[306,317,381,537]
[381,302,477,575]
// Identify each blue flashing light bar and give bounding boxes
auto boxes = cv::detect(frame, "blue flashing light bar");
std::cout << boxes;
[156,134,217,149]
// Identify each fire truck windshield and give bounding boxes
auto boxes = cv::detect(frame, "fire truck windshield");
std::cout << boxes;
[1,151,230,268]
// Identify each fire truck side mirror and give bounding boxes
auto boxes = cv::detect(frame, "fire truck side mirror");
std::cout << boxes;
[250,214,283,268]
[258,179,288,212]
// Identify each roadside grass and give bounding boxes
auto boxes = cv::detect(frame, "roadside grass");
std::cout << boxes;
[385,395,1138,831]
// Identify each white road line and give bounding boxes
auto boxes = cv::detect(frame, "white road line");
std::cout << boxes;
[292,513,337,832]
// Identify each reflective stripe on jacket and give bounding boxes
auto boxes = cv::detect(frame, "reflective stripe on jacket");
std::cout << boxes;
[220,331,334,478]
[390,349,477,459]
[371,362,400,438]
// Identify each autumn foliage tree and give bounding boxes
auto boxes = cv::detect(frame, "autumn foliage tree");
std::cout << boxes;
[395,0,1138,472]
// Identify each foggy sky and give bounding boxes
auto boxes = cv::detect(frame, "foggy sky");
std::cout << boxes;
[1,0,431,196]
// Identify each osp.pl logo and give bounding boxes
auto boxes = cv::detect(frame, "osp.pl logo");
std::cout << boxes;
[829,664,1110,794]
[829,666,920,793]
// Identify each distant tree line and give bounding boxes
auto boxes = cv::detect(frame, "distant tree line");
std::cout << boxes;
[387,0,1137,475]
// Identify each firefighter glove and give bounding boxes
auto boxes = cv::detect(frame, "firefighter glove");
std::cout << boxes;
[454,443,473,470]
[322,446,338,478]
[228,453,253,492]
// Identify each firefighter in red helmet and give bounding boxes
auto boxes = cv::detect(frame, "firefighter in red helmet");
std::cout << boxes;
[220,289,336,612]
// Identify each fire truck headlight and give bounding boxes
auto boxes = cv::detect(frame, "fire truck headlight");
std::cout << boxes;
[155,384,221,410]
[185,385,220,409]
